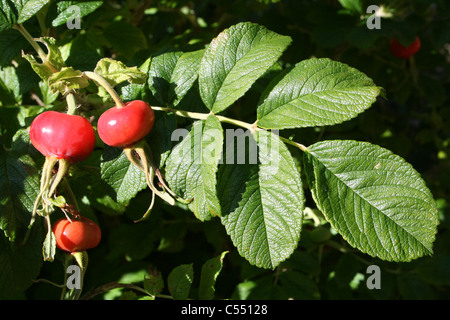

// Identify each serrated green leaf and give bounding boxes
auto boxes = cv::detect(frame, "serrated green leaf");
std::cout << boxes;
[51,1,103,27]
[0,0,50,31]
[119,57,151,101]
[303,140,439,262]
[219,130,304,269]
[257,58,382,129]
[198,251,228,300]
[165,115,223,221]
[0,226,43,297]
[103,21,147,59]
[169,49,204,107]
[144,266,164,297]
[0,150,39,242]
[167,263,194,300]
[22,37,65,82]
[100,146,147,204]
[0,65,21,104]
[94,57,147,87]
[147,49,183,106]
[199,22,292,114]
[48,66,89,93]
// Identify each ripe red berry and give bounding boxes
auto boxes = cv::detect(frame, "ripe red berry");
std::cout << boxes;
[97,100,155,148]
[53,217,101,253]
[30,111,96,163]
[389,36,421,59]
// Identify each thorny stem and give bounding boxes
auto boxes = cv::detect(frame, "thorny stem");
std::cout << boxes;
[82,71,125,108]
[151,106,308,152]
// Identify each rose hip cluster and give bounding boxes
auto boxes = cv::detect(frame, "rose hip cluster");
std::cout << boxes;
[29,100,155,253]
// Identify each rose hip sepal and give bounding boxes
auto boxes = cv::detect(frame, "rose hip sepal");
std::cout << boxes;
[97,100,155,148]
[53,217,101,253]
[97,100,191,222]
[28,111,96,236]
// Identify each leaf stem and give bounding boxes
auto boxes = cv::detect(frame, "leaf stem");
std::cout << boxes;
[82,71,125,108]
[151,106,307,151]
[151,106,257,131]
[13,24,57,73]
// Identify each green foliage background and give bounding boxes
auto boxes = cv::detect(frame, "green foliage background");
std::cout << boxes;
[0,0,449,300]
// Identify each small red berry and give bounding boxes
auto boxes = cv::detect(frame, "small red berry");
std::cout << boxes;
[389,36,421,59]
[30,111,96,163]
[53,217,101,253]
[97,100,155,148]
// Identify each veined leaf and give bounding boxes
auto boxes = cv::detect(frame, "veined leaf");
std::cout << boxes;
[51,1,103,27]
[100,146,147,204]
[94,57,147,87]
[257,58,382,129]
[198,251,228,300]
[22,37,65,82]
[48,67,89,93]
[148,49,204,107]
[167,263,194,300]
[199,22,292,114]
[303,140,439,262]
[165,115,223,221]
[219,130,304,269]
[0,129,39,241]
[0,0,50,31]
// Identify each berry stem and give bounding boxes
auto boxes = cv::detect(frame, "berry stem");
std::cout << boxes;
[82,71,125,108]
[66,93,77,115]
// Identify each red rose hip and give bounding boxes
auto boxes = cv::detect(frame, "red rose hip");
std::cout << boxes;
[97,100,155,148]
[389,36,421,59]
[30,111,96,163]
[53,217,101,253]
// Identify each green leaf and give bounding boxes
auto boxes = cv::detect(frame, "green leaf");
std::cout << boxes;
[219,130,304,269]
[167,263,194,300]
[0,227,43,297]
[103,21,147,59]
[47,66,89,93]
[165,115,223,221]
[94,57,147,87]
[303,140,439,262]
[338,0,363,14]
[0,0,50,31]
[256,58,382,129]
[100,146,147,204]
[199,22,292,114]
[148,48,205,107]
[169,49,205,107]
[51,1,103,27]
[143,266,164,297]
[22,37,65,82]
[0,146,39,241]
[0,65,21,104]
[119,57,151,101]
[198,251,228,300]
